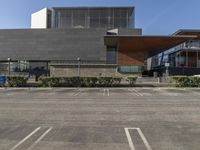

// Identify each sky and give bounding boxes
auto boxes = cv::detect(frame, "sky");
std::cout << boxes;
[0,0,199,35]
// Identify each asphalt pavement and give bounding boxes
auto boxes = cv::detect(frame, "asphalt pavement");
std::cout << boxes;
[0,87,199,150]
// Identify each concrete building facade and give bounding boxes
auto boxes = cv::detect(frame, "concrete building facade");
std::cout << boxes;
[0,6,197,77]
[149,30,200,76]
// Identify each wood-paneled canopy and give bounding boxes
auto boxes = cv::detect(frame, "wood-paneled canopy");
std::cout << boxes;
[104,35,196,55]
[173,30,200,39]
[104,35,196,65]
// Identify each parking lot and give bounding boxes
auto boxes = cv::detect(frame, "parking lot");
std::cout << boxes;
[0,87,199,150]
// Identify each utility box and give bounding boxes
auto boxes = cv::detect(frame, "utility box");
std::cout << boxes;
[0,76,6,85]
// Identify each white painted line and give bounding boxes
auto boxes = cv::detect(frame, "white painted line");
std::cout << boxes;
[124,128,135,150]
[128,89,142,97]
[10,127,41,150]
[107,89,110,96]
[103,89,109,96]
[137,128,152,150]
[124,128,152,150]
[103,89,105,96]
[27,127,53,150]
[72,89,81,96]
[132,89,143,96]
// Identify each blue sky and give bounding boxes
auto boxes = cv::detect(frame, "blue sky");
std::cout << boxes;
[0,0,199,35]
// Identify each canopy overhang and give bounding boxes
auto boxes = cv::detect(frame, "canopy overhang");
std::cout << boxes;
[173,29,200,39]
[104,35,197,56]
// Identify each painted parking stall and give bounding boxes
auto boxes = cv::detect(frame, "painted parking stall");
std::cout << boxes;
[0,88,199,149]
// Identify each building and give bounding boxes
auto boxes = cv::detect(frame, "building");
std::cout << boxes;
[0,6,197,77]
[149,30,200,76]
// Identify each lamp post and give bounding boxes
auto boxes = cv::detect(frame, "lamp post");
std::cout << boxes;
[77,57,81,77]
[7,58,11,76]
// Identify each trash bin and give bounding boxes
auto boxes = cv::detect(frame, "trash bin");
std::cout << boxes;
[0,76,6,86]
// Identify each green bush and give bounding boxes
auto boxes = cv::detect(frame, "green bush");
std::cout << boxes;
[83,77,98,87]
[7,76,28,87]
[172,76,200,87]
[39,76,123,87]
[112,77,122,86]
[192,77,200,87]
[126,76,138,87]
[98,77,114,87]
[39,77,81,87]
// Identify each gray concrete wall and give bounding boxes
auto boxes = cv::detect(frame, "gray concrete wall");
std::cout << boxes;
[118,28,142,35]
[0,28,107,61]
[50,64,119,77]
[0,28,142,62]
[0,29,141,61]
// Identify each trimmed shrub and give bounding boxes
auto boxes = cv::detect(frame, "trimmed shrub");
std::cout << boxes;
[38,77,51,87]
[192,77,200,87]
[173,76,190,87]
[39,77,87,87]
[112,77,122,86]
[38,76,128,87]
[173,76,200,87]
[7,76,28,87]
[126,76,138,87]
[98,77,114,87]
[83,77,98,87]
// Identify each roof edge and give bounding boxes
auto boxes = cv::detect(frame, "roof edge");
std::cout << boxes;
[104,35,197,38]
[173,29,200,35]
[52,6,134,9]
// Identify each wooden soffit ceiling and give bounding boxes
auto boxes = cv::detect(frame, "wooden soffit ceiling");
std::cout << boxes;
[104,35,196,54]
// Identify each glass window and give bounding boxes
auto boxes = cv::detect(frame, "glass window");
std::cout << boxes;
[47,12,52,28]
[198,51,200,68]
[118,66,144,73]
[106,47,117,64]
[176,51,186,67]
[188,51,197,68]
[54,8,133,29]
[73,10,87,28]
[60,10,72,28]
[90,9,100,28]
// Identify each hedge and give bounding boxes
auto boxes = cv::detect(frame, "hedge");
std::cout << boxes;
[39,76,124,87]
[172,76,200,87]
[7,76,28,87]
[126,76,138,87]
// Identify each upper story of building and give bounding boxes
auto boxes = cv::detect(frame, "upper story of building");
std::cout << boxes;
[31,6,135,29]
[173,29,200,51]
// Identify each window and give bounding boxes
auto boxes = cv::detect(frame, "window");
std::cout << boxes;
[106,47,117,64]
[118,66,144,73]
[73,10,87,28]
[198,51,200,68]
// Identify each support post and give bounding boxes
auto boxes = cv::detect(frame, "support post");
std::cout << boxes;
[77,57,81,77]
[7,58,11,76]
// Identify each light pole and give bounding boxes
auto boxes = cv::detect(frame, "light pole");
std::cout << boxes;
[77,57,81,77]
[7,58,11,76]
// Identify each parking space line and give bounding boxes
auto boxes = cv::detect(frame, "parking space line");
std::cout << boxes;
[137,128,152,150]
[72,89,82,96]
[125,128,136,150]
[132,89,143,96]
[124,128,152,150]
[27,127,53,150]
[103,89,109,96]
[128,89,143,96]
[103,89,105,96]
[10,127,41,150]
[107,89,110,96]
